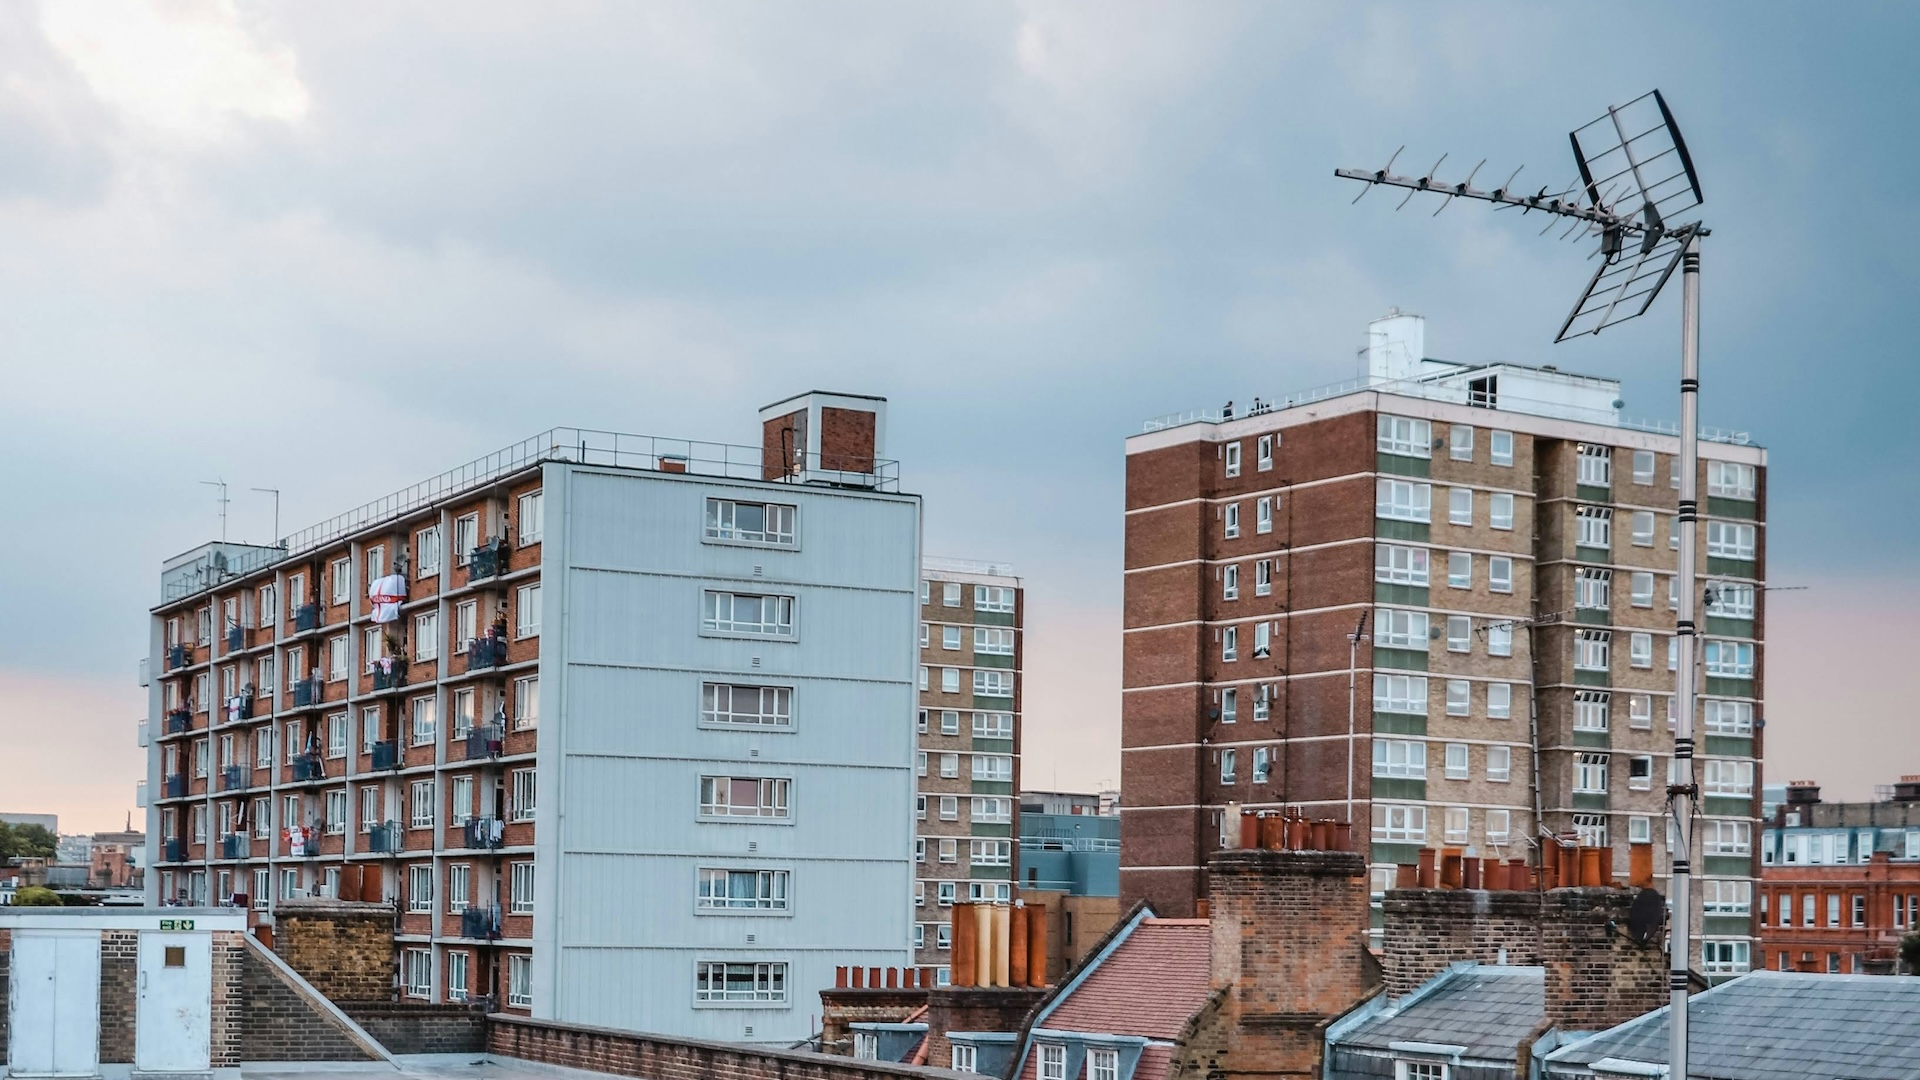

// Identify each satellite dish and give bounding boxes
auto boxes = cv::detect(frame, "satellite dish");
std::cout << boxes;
[1627,887,1666,946]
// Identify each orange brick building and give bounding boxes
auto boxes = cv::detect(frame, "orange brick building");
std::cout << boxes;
[1758,779,1920,974]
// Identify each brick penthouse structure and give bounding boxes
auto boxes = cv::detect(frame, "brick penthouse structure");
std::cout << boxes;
[144,391,922,1043]
[1121,311,1766,975]
[914,558,1023,980]
[1758,778,1920,974]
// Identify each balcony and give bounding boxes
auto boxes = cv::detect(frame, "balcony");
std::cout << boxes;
[292,678,321,708]
[165,709,191,735]
[167,644,188,670]
[294,603,321,632]
[220,765,248,792]
[469,538,509,580]
[137,720,149,748]
[286,825,321,857]
[460,905,502,940]
[226,625,245,652]
[163,838,185,862]
[372,661,408,692]
[220,834,248,860]
[290,753,326,782]
[221,693,255,724]
[465,638,508,672]
[371,740,401,770]
[466,724,504,760]
[163,774,187,799]
[464,817,505,850]
[368,821,404,854]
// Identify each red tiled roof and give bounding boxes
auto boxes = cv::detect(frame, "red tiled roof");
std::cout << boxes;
[1043,918,1213,1041]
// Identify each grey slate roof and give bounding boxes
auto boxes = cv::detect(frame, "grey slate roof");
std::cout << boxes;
[1338,966,1545,1062]
[1543,971,1920,1080]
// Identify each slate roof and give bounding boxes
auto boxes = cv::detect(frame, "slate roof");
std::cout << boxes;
[1544,971,1920,1079]
[1044,918,1213,1041]
[1337,966,1545,1062]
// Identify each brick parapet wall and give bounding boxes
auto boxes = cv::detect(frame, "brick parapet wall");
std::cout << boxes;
[489,1014,974,1080]
[819,988,928,1057]
[344,1002,486,1055]
[211,932,246,1068]
[241,943,379,1061]
[271,899,396,1003]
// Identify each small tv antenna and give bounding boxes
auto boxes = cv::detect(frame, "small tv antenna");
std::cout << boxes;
[1338,89,1711,1080]
[252,487,282,545]
[200,478,230,542]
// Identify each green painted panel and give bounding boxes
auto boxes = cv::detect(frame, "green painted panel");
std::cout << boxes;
[1576,484,1612,503]
[1703,855,1752,877]
[1575,669,1611,688]
[1371,842,1420,866]
[974,694,1015,708]
[1575,545,1613,564]
[1705,615,1753,637]
[971,780,1013,796]
[975,611,1016,627]
[1572,729,1611,749]
[1572,792,1610,811]
[970,737,1013,753]
[1706,496,1757,521]
[1704,915,1754,937]
[1374,583,1430,606]
[1376,519,1431,543]
[1703,735,1752,757]
[1704,677,1753,698]
[1706,556,1757,578]
[1373,778,1427,801]
[1373,648,1428,672]
[974,653,1014,670]
[971,865,1014,880]
[1376,453,1431,479]
[971,823,1013,839]
[1576,608,1611,626]
[1373,713,1428,736]
[1704,796,1752,817]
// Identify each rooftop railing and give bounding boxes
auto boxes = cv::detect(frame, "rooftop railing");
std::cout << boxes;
[922,556,1018,578]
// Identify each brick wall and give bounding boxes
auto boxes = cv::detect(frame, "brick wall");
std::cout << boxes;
[819,406,877,474]
[923,987,1045,1072]
[271,899,396,1003]
[489,1014,972,1080]
[345,1002,486,1054]
[819,988,927,1057]
[99,931,138,1064]
[763,409,804,480]
[241,944,379,1061]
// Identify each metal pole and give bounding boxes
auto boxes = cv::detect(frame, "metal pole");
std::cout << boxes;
[1345,611,1368,825]
[1669,231,1702,1080]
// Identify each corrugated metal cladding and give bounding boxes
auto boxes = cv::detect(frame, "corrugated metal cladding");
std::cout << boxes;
[543,465,920,1042]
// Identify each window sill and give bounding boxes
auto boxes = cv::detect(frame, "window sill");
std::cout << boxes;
[692,998,794,1011]
[700,628,800,644]
[701,535,803,554]
[693,906,794,918]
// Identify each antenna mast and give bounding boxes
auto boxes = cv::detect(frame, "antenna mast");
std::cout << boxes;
[200,478,230,542]
[1338,89,1710,1080]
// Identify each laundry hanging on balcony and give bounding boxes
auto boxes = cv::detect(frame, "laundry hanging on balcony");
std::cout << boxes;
[283,824,318,856]
[369,573,408,623]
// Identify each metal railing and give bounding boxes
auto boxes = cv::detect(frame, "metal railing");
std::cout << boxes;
[294,604,321,632]
[163,774,187,798]
[469,540,509,581]
[167,644,188,670]
[292,679,321,707]
[290,754,325,782]
[164,710,191,735]
[371,741,401,770]
[372,664,408,691]
[464,817,505,850]
[922,556,1017,578]
[220,765,248,792]
[220,834,248,859]
[466,639,508,672]
[226,625,245,651]
[466,724,504,759]
[368,821,404,854]
[163,838,185,862]
[460,905,503,940]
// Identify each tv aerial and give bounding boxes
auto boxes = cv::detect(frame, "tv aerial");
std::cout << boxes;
[1337,89,1711,1080]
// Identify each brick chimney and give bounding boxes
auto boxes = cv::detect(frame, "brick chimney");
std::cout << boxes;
[759,391,887,482]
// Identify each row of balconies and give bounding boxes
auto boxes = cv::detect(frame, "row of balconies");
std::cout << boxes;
[162,726,507,803]
[157,815,511,866]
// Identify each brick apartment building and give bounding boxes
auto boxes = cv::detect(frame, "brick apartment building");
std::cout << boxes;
[913,558,1022,978]
[1758,778,1920,974]
[1121,311,1766,974]
[144,391,922,1042]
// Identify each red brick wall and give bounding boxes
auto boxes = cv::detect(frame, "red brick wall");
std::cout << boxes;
[820,406,878,474]
[489,1014,972,1080]
[763,409,805,480]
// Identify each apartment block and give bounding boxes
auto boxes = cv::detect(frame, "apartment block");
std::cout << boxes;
[145,391,921,1043]
[913,558,1022,979]
[1758,778,1920,974]
[1121,311,1765,974]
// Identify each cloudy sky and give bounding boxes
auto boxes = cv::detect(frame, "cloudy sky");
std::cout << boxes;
[2,2,1915,833]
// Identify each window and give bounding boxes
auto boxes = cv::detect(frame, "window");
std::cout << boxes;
[1373,739,1426,779]
[703,591,795,637]
[1448,487,1473,526]
[404,948,433,999]
[697,868,790,911]
[972,754,1014,783]
[1443,807,1470,844]
[449,774,474,826]
[1853,894,1867,927]
[940,711,960,736]
[1631,450,1656,485]
[1577,444,1612,487]
[516,583,541,638]
[1573,814,1607,848]
[974,669,1014,697]
[1704,640,1755,678]
[700,776,790,819]
[326,558,350,606]
[975,585,1016,613]
[1377,479,1432,522]
[284,720,304,763]
[1489,492,1514,531]
[703,683,791,728]
[918,667,928,692]
[1376,545,1429,586]
[1447,552,1471,589]
[974,627,1015,655]
[1445,615,1470,653]
[1703,759,1754,796]
[1444,742,1469,779]
[1222,626,1238,662]
[1373,674,1427,714]
[1378,415,1432,457]
[454,600,476,654]
[1486,745,1512,782]
[408,780,435,829]
[1223,564,1239,601]
[1627,694,1654,730]
[1255,559,1272,596]
[1089,1048,1118,1080]
[1484,429,1513,466]
[1224,441,1241,477]
[1708,461,1756,499]
[1576,753,1609,794]
[416,526,442,577]
[1449,424,1474,461]
[1703,820,1752,856]
[1628,816,1652,845]
[1575,630,1611,671]
[324,712,347,759]
[1256,497,1273,534]
[508,955,532,1008]
[1574,691,1610,732]
[447,863,471,913]
[1631,510,1655,547]
[970,839,1012,866]
[508,674,539,730]
[1481,808,1511,843]
[1374,804,1426,843]
[1625,755,1653,792]
[1251,746,1270,783]
[1256,434,1274,471]
[327,635,349,681]
[413,611,439,662]
[1575,568,1611,610]
[1701,940,1749,976]
[1446,680,1470,716]
[366,546,386,585]
[1827,892,1841,927]
[973,712,1013,739]
[1038,1044,1068,1080]
[511,769,536,821]
[941,582,962,608]
[973,796,1013,824]
[407,865,433,912]
[1487,682,1513,719]
[1224,502,1240,538]
[939,839,958,863]
[695,961,788,1003]
[919,623,929,649]
[1707,521,1757,560]
[516,490,545,545]
[454,514,479,566]
[360,787,380,832]
[416,694,440,745]
[1376,608,1428,650]
[1488,557,1513,594]
[1629,632,1654,669]
[1707,582,1756,620]
[1574,506,1612,549]
[1220,748,1237,783]
[1626,571,1654,608]
[1704,700,1753,735]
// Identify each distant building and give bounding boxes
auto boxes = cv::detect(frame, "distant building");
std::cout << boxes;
[1020,806,1120,981]
[1021,791,1110,817]
[90,830,146,890]
[1758,778,1920,974]
[57,834,92,866]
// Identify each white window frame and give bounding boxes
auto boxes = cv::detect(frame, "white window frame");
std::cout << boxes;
[517,490,544,545]
[1224,441,1241,477]
[1377,415,1432,457]
[1377,479,1431,523]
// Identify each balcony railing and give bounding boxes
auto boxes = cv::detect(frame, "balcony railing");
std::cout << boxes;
[371,740,401,770]
[220,765,248,792]
[167,644,188,670]
[286,825,322,857]
[226,625,245,652]
[164,709,191,735]
[372,662,408,691]
[460,905,503,940]
[469,538,510,580]
[163,838,185,862]
[292,679,321,707]
[290,754,325,782]
[220,834,248,859]
[294,603,321,632]
[464,817,505,850]
[368,821,404,854]
[466,724,504,760]
[466,638,508,672]
[163,774,187,798]
[222,693,256,723]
